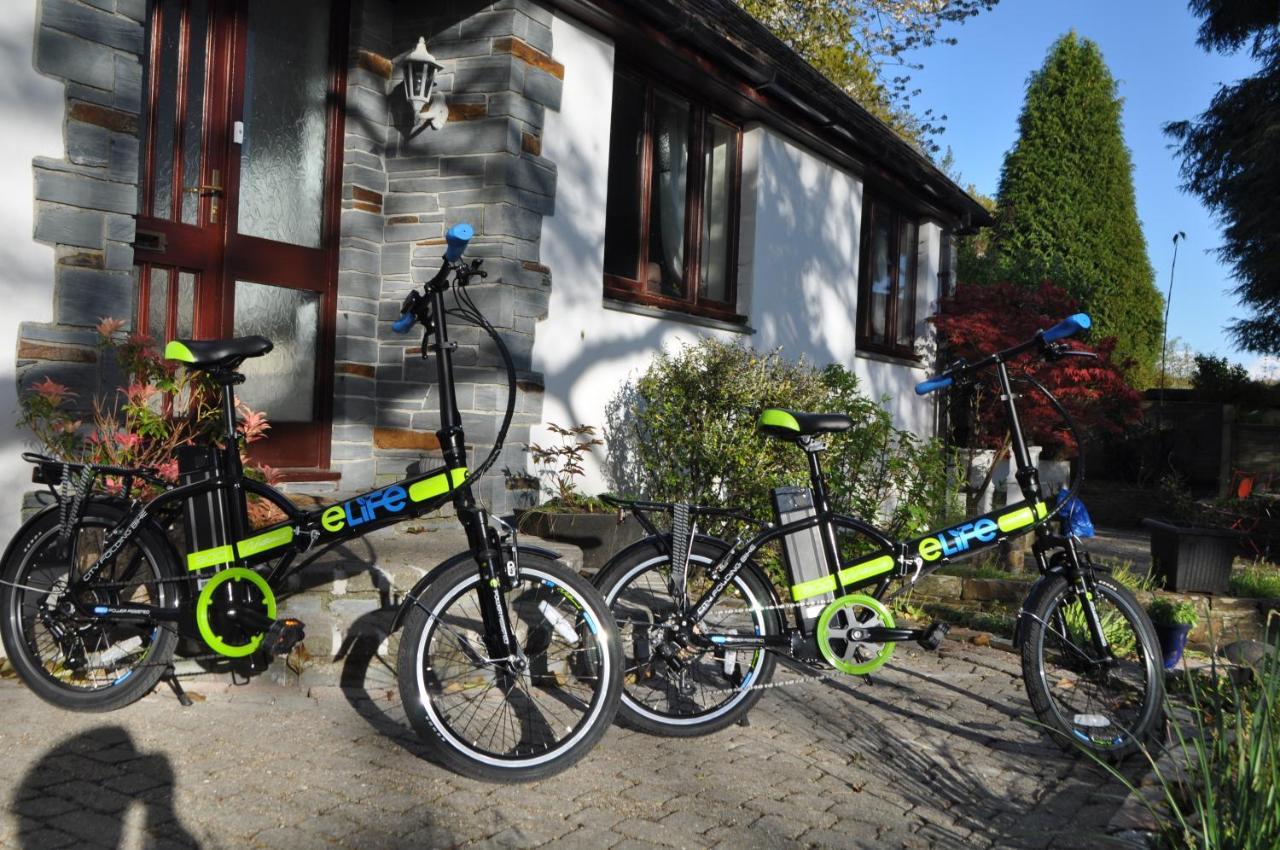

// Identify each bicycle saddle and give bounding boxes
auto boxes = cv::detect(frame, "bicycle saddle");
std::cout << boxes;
[164,337,273,370]
[758,408,853,439]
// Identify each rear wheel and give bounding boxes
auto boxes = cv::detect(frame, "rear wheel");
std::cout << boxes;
[0,502,182,711]
[1021,574,1164,759]
[397,555,621,782]
[594,537,781,737]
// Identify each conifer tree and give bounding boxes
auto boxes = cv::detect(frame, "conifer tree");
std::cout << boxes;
[993,33,1163,384]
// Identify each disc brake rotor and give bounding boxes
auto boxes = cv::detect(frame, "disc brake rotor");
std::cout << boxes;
[816,593,896,676]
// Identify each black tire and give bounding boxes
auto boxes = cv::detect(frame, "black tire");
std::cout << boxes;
[396,554,622,782]
[0,502,182,711]
[1020,574,1164,759]
[594,536,781,737]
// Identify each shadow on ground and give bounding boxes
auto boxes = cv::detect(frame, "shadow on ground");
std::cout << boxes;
[11,725,200,849]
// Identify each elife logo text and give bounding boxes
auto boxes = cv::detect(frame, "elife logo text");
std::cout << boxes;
[321,484,408,533]
[917,518,998,562]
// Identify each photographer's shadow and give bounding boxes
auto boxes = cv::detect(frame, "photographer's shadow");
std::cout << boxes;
[12,725,199,849]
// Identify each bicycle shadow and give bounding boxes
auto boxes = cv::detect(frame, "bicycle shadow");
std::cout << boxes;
[764,652,1148,849]
[10,725,200,849]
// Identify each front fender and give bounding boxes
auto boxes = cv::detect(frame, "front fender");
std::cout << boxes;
[1013,568,1068,649]
[390,543,563,633]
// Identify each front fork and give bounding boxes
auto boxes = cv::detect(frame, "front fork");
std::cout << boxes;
[1030,533,1112,658]
[456,499,523,663]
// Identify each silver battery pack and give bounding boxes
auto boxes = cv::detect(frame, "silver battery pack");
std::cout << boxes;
[771,486,831,633]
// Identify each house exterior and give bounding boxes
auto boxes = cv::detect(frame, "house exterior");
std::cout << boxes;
[0,0,990,539]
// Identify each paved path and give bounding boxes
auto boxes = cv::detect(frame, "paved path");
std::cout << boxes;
[0,637,1146,850]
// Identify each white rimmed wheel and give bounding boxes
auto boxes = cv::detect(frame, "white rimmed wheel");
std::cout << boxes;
[396,553,621,782]
[1020,573,1164,759]
[0,502,181,711]
[594,537,782,737]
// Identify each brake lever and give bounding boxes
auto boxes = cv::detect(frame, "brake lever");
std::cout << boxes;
[1044,342,1098,362]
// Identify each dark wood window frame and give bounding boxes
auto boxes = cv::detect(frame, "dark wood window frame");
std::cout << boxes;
[602,67,745,324]
[856,197,922,360]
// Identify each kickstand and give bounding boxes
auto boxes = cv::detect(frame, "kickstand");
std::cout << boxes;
[163,667,193,707]
[737,713,751,727]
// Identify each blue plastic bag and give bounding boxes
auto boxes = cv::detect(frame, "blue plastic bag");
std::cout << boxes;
[1055,487,1095,538]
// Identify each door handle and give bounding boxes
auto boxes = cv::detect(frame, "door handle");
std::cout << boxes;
[184,168,224,196]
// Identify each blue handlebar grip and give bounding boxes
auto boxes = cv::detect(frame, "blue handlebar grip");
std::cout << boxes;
[391,313,415,334]
[443,223,474,263]
[915,375,953,396]
[1042,312,1091,343]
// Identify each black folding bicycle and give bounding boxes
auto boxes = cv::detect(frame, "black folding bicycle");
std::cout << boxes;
[0,224,621,782]
[596,314,1165,758]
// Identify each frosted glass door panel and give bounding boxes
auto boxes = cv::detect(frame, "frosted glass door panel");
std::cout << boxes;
[236,0,332,248]
[233,280,318,422]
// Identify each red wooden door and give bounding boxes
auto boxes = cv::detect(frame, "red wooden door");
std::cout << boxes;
[133,0,347,471]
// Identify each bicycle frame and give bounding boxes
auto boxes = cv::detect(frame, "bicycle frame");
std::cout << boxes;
[51,258,524,660]
[662,356,1104,655]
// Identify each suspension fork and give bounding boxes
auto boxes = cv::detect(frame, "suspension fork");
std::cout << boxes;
[1059,537,1112,658]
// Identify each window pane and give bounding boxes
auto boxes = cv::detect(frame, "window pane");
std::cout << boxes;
[147,267,171,343]
[149,0,183,220]
[647,90,690,297]
[602,74,645,281]
[177,272,196,338]
[237,0,332,248]
[866,209,893,345]
[699,117,736,305]
[179,0,209,225]
[232,280,319,423]
[896,220,918,347]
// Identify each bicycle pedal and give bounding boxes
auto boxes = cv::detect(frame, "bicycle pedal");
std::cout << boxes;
[263,618,306,657]
[917,622,950,652]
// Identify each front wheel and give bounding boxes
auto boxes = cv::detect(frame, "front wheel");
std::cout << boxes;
[1020,573,1164,759]
[396,555,621,782]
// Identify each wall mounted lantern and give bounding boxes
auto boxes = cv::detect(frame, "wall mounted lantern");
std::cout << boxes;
[397,37,447,132]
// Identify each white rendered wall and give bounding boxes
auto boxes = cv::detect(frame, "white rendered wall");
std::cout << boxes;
[536,14,940,497]
[0,8,64,539]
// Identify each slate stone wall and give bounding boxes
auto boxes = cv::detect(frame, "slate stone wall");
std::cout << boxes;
[16,0,557,514]
[18,0,147,411]
[369,0,560,513]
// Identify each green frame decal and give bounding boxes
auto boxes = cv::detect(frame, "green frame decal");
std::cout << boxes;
[408,467,467,503]
[791,554,895,601]
[236,525,294,559]
[187,544,234,571]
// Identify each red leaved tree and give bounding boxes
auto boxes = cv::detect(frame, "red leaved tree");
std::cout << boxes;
[930,281,1142,459]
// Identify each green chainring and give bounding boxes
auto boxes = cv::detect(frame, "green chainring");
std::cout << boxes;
[195,568,276,658]
[815,593,896,675]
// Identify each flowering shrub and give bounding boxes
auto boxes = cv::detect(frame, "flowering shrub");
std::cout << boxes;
[20,318,280,523]
[930,281,1143,458]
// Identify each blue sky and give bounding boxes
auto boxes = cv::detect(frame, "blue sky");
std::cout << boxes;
[904,0,1263,373]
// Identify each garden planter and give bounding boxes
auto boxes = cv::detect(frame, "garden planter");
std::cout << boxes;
[516,510,644,575]
[1155,623,1192,669]
[1142,518,1240,594]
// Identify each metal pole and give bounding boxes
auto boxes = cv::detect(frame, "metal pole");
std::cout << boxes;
[1158,231,1186,426]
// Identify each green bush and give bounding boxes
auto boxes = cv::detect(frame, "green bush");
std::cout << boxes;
[1230,564,1280,600]
[1149,597,1200,628]
[604,339,953,543]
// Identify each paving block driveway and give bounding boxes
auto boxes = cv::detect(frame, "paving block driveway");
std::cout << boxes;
[0,640,1139,850]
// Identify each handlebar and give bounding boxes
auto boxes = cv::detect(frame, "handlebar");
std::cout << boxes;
[914,312,1092,396]
[393,222,476,334]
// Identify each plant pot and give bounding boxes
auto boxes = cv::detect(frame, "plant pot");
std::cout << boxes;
[1142,518,1240,594]
[1154,622,1193,670]
[516,510,644,575]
